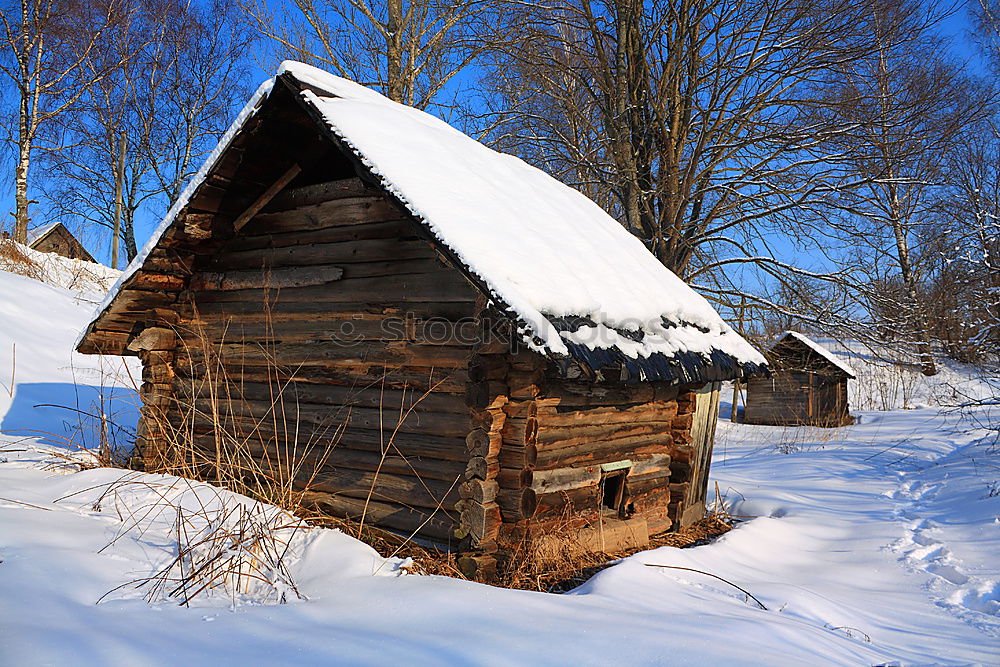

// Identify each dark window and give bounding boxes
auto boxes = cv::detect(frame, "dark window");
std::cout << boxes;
[600,469,630,518]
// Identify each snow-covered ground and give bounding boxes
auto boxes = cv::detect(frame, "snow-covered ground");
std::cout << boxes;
[1,268,998,665]
[0,253,137,455]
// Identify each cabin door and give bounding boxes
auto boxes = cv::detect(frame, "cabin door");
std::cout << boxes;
[810,376,842,426]
[681,381,722,527]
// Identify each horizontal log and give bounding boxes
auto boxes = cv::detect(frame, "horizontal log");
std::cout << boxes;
[246,194,404,235]
[309,466,461,510]
[458,500,502,544]
[192,273,477,305]
[459,479,499,504]
[470,407,506,433]
[672,413,694,430]
[533,486,601,519]
[174,413,470,462]
[266,177,371,211]
[497,467,532,488]
[189,397,472,437]
[629,453,672,476]
[206,237,436,271]
[227,220,414,256]
[465,429,490,455]
[177,313,479,346]
[78,330,131,354]
[300,491,456,542]
[465,456,499,481]
[502,420,669,450]
[184,380,469,415]
[129,272,187,291]
[173,358,470,394]
[497,444,537,469]
[535,402,679,427]
[190,265,344,291]
[626,475,673,497]
[529,466,601,494]
[186,298,475,321]
[539,380,679,407]
[244,441,467,483]
[128,327,178,352]
[177,340,475,370]
[535,441,670,470]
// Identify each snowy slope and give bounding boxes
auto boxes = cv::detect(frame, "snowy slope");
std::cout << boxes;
[2,409,997,665]
[0,266,138,452]
[1,239,119,294]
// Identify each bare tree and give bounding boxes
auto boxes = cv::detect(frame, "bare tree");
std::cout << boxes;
[814,0,991,375]
[42,0,252,262]
[479,0,895,286]
[929,120,1000,363]
[0,0,135,242]
[239,0,496,111]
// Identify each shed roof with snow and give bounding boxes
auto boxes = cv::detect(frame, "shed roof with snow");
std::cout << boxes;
[770,331,855,378]
[28,222,95,263]
[77,62,764,384]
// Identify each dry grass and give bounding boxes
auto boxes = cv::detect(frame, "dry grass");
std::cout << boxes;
[54,473,310,607]
[0,237,43,280]
[107,499,308,607]
[142,316,347,515]
[373,508,739,593]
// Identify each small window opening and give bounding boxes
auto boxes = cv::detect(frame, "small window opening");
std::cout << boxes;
[600,469,630,518]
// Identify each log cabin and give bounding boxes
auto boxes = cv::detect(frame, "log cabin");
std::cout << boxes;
[28,222,95,263]
[76,62,766,573]
[743,331,854,427]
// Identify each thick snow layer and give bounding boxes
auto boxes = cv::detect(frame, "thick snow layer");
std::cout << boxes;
[777,330,856,377]
[3,278,999,664]
[282,61,761,366]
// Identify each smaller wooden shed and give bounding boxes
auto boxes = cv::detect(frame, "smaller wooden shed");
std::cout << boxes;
[743,331,854,427]
[27,223,95,263]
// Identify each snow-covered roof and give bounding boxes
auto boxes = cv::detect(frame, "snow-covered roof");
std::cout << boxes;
[26,222,61,246]
[79,62,766,382]
[774,331,855,378]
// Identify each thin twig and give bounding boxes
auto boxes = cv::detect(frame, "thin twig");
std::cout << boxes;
[643,563,768,610]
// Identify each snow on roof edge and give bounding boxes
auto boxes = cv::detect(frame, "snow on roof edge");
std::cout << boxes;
[26,222,61,246]
[777,331,856,377]
[283,65,765,372]
[74,78,275,351]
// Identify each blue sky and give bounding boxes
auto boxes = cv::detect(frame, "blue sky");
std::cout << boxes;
[0,1,989,271]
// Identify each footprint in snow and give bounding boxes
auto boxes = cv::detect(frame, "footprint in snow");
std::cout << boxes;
[948,581,1000,616]
[886,478,998,630]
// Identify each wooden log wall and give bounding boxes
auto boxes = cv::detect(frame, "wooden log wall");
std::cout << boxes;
[138,176,484,546]
[743,371,812,425]
[744,371,850,426]
[476,351,711,557]
[129,327,179,471]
